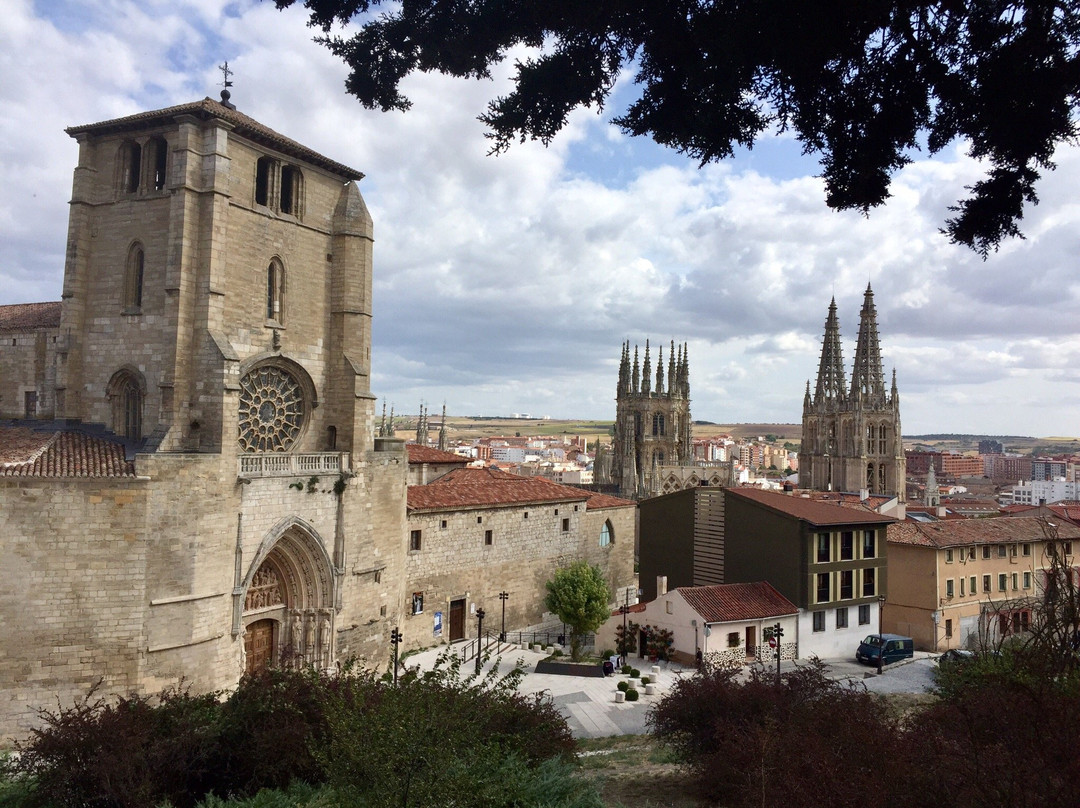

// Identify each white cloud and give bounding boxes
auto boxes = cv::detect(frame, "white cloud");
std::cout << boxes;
[2,0,1079,436]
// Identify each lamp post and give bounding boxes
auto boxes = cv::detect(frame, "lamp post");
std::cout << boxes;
[877,594,887,674]
[390,627,402,686]
[771,622,784,685]
[475,608,486,674]
[619,588,630,664]
[498,591,509,642]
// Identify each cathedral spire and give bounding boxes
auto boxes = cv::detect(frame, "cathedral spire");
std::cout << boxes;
[388,405,395,437]
[632,345,640,394]
[437,403,448,452]
[680,342,690,397]
[891,367,899,405]
[642,340,652,395]
[379,399,387,437]
[618,341,630,396]
[655,344,664,395]
[814,298,847,405]
[850,284,886,404]
[667,340,676,395]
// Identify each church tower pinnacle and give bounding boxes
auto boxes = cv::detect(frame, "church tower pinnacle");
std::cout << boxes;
[814,298,847,406]
[850,283,886,405]
[641,340,652,395]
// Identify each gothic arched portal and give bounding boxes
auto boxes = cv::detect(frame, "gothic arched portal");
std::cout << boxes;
[240,523,335,673]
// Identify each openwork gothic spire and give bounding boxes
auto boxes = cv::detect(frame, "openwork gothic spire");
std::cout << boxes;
[850,284,886,404]
[641,340,652,395]
[813,298,847,405]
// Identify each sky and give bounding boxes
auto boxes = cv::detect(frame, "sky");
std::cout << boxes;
[2,0,1079,437]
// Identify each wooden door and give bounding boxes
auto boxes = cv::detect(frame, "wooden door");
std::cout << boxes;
[745,626,757,660]
[245,619,275,674]
[449,599,465,641]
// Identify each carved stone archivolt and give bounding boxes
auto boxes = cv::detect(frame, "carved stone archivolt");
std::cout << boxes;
[244,565,284,611]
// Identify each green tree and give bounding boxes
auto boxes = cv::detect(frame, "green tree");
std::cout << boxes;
[545,561,611,661]
[276,0,1080,255]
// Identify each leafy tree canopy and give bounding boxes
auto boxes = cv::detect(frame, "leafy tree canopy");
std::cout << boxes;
[545,561,611,660]
[277,0,1080,255]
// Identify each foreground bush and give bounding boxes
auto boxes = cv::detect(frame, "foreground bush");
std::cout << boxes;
[649,662,902,808]
[9,653,582,808]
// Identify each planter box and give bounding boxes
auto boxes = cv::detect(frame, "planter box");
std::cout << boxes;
[534,660,605,678]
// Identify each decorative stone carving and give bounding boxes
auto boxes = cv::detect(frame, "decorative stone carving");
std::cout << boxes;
[238,365,305,452]
[244,565,284,611]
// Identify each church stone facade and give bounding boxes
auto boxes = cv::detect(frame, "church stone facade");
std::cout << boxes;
[0,97,634,742]
[607,340,693,498]
[798,286,905,500]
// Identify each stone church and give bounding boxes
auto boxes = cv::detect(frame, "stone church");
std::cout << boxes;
[798,285,905,499]
[597,339,730,499]
[0,94,633,740]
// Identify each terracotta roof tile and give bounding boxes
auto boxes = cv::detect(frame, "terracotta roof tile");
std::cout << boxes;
[676,582,798,623]
[727,487,894,526]
[888,516,1080,548]
[407,467,592,511]
[407,444,468,465]
[0,427,136,478]
[67,99,363,180]
[0,301,62,332]
[578,490,635,510]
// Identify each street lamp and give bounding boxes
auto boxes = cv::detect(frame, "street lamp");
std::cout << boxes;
[390,627,402,686]
[475,608,486,674]
[619,588,630,664]
[498,591,509,642]
[877,594,887,674]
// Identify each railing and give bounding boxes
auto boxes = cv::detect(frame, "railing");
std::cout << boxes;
[450,631,599,665]
[238,452,348,478]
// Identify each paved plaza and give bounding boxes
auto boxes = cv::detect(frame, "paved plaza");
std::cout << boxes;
[404,644,938,739]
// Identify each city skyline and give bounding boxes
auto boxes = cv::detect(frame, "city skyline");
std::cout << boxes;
[2,0,1079,436]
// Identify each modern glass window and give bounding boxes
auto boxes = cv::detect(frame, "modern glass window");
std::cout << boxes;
[817,533,830,563]
[840,531,854,560]
[863,567,876,597]
[840,570,854,600]
[862,530,876,558]
[836,607,849,628]
[812,611,825,632]
[816,573,830,603]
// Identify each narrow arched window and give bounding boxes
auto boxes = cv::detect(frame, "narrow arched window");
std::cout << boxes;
[280,164,302,216]
[266,259,285,323]
[599,520,613,547]
[255,156,274,206]
[147,136,168,191]
[879,422,888,454]
[120,141,142,194]
[124,244,145,313]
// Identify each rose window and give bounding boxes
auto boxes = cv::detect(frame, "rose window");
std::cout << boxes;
[238,365,305,452]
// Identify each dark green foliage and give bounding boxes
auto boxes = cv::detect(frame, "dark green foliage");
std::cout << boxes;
[616,680,629,693]
[630,668,640,678]
[614,620,638,657]
[8,653,581,808]
[543,562,611,661]
[276,0,1080,254]
[649,662,901,808]
[620,664,631,674]
[624,689,639,702]
[194,782,332,808]
[12,682,222,808]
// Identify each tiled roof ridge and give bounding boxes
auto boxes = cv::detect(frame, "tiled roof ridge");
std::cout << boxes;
[66,98,363,180]
[0,300,63,332]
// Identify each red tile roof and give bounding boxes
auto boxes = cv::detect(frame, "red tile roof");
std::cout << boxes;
[796,490,896,511]
[67,99,363,180]
[676,582,798,623]
[888,516,1080,548]
[0,427,136,477]
[0,301,62,332]
[407,444,467,465]
[577,490,635,510]
[727,487,894,526]
[408,467,592,511]
[609,602,648,617]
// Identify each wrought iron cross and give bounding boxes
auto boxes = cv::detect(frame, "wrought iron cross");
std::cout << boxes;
[219,61,233,88]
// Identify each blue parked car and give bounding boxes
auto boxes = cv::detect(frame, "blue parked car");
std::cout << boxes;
[856,633,913,666]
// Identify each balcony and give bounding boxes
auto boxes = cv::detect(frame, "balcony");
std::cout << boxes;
[238,452,348,479]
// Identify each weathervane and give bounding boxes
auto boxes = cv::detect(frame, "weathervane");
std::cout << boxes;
[218,61,236,109]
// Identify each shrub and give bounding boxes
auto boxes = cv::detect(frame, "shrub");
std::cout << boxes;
[621,665,632,675]
[624,689,640,702]
[600,649,615,660]
[552,649,564,657]
[630,668,640,678]
[616,681,629,693]
[640,676,651,685]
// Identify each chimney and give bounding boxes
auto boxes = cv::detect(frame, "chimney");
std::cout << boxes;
[657,575,668,596]
[860,488,869,501]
